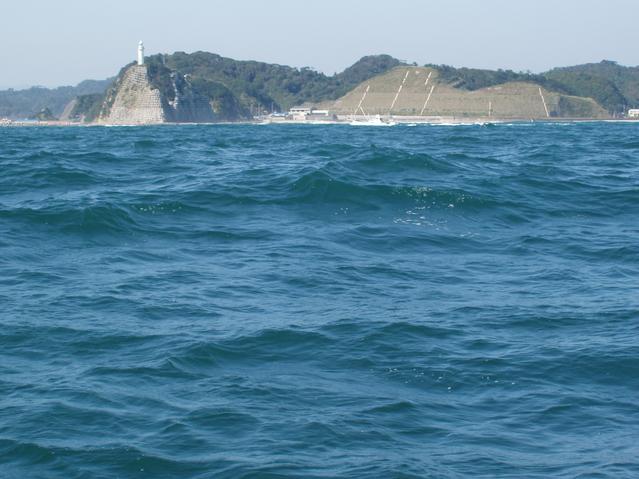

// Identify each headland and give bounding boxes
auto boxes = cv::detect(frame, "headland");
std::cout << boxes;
[3,46,639,126]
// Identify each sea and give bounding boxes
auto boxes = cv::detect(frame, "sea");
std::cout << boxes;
[1,123,638,478]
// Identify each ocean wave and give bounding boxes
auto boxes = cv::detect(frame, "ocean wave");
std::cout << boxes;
[3,123,639,478]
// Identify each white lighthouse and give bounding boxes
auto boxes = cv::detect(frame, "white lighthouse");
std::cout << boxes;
[137,41,145,66]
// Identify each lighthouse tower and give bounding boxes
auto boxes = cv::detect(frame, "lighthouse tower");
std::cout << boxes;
[137,41,145,66]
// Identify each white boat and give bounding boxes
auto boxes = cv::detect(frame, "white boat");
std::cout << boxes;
[350,114,396,127]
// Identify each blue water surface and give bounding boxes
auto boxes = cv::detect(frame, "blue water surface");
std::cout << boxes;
[1,123,638,478]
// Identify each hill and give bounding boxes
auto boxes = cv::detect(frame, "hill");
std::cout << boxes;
[323,67,608,119]
[150,52,401,116]
[544,61,639,114]
[431,61,639,115]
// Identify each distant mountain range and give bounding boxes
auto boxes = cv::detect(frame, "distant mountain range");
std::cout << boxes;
[0,79,112,119]
[1,54,639,120]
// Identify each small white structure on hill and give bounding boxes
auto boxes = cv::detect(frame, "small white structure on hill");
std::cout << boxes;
[289,107,312,117]
[628,109,639,118]
[137,41,145,66]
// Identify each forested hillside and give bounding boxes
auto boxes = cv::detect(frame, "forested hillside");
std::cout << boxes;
[544,61,639,114]
[152,52,401,114]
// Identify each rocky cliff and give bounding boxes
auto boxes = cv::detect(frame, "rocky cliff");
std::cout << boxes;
[99,64,216,124]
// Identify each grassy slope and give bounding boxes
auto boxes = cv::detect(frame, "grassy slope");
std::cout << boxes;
[324,67,608,119]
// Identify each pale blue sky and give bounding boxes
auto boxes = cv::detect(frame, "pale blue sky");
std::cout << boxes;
[2,0,638,89]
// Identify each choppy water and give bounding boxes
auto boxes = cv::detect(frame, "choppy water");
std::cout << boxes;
[1,123,638,478]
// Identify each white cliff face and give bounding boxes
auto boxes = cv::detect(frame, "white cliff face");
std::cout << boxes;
[102,66,165,125]
[99,64,217,125]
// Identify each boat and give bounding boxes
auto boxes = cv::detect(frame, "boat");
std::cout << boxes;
[350,114,397,127]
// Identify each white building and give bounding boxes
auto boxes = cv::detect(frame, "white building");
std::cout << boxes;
[288,107,333,121]
[287,107,311,121]
[628,109,639,118]
[289,106,311,114]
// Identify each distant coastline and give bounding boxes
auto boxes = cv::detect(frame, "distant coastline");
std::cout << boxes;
[2,53,639,125]
[4,117,639,128]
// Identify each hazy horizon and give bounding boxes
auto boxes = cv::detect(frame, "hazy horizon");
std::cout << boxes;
[2,0,638,89]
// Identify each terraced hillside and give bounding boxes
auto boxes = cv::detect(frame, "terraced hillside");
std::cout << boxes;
[324,67,609,119]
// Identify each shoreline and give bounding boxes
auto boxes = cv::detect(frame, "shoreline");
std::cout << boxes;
[2,117,639,128]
